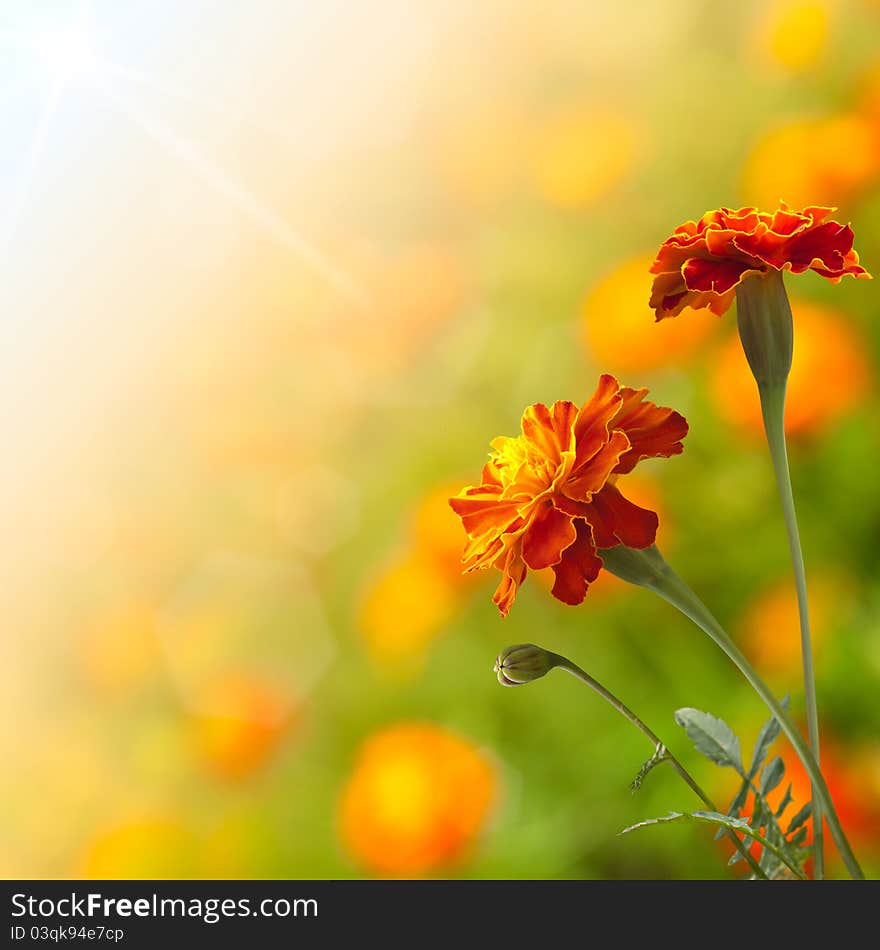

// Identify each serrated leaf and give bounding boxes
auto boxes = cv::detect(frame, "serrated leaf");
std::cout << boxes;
[760,756,785,796]
[775,783,793,818]
[748,695,790,779]
[620,810,751,836]
[789,826,808,847]
[715,779,751,840]
[674,708,745,776]
[787,802,812,834]
[619,810,807,879]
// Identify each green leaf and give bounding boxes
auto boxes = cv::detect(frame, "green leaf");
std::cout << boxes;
[620,810,751,836]
[620,810,807,880]
[715,779,750,840]
[760,756,785,796]
[789,826,809,847]
[775,783,794,818]
[787,802,812,834]
[748,695,790,779]
[673,708,745,776]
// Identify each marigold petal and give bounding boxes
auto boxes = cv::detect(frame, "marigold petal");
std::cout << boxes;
[449,492,520,539]
[682,256,757,295]
[571,373,623,468]
[521,400,578,464]
[521,502,577,570]
[583,484,658,549]
[492,545,527,617]
[610,389,688,475]
[563,429,630,500]
[784,220,855,273]
[550,520,603,606]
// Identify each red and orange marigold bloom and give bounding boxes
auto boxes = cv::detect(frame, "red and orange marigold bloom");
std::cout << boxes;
[449,374,687,616]
[649,203,869,320]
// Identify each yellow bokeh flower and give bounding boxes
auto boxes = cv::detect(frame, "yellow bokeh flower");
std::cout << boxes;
[80,818,199,879]
[338,723,497,876]
[755,0,831,73]
[530,106,638,208]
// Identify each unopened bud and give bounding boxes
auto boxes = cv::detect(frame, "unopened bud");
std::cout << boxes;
[494,643,559,686]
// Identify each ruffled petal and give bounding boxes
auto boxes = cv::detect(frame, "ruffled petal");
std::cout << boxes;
[582,484,658,549]
[550,520,603,606]
[492,543,527,617]
[610,389,689,475]
[521,502,577,570]
[449,490,522,538]
[682,256,758,294]
[520,400,578,465]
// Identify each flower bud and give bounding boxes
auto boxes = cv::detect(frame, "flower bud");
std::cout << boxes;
[494,644,559,686]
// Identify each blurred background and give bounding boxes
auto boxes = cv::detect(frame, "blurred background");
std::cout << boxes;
[2,0,879,880]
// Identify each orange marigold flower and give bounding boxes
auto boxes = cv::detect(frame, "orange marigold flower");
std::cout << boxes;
[338,723,496,876]
[649,203,869,320]
[449,374,687,616]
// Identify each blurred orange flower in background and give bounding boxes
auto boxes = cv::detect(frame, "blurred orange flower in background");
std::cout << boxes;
[581,254,717,373]
[338,723,497,877]
[711,299,871,438]
[650,204,869,320]
[187,673,295,781]
[743,114,880,209]
[719,737,880,872]
[737,573,855,678]
[359,483,484,670]
[450,375,687,615]
[530,106,638,208]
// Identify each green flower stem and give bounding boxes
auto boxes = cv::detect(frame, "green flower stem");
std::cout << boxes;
[757,381,823,879]
[734,270,824,879]
[600,545,863,879]
[550,654,768,879]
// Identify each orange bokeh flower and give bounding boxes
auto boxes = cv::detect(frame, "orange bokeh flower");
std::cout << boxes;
[188,673,295,781]
[743,115,880,210]
[737,574,852,678]
[711,299,871,438]
[450,374,687,616]
[338,723,496,877]
[358,482,486,669]
[649,204,869,320]
[581,254,717,374]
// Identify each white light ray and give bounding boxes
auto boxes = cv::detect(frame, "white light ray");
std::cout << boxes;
[94,81,369,309]
[0,78,65,261]
[102,60,299,150]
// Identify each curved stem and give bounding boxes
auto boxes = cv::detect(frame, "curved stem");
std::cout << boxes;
[758,381,823,879]
[647,559,862,880]
[551,655,769,879]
